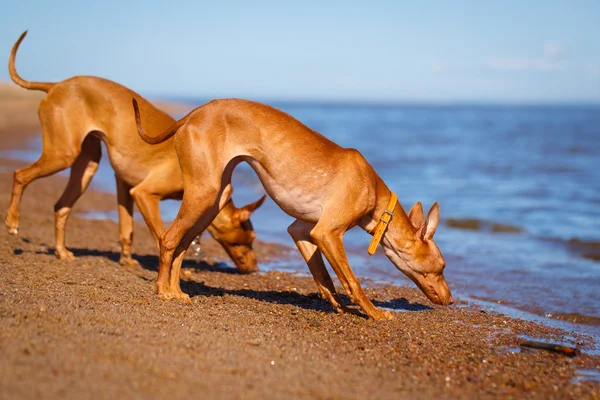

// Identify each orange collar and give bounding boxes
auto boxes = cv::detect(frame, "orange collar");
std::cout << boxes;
[367,192,398,255]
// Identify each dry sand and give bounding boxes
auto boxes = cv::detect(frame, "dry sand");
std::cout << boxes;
[0,82,599,399]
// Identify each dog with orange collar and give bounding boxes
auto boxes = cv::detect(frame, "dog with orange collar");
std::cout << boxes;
[133,98,453,320]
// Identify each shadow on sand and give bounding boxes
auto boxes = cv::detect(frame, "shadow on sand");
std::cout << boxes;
[16,243,433,316]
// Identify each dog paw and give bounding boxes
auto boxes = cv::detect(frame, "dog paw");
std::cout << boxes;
[158,292,173,300]
[334,303,352,315]
[5,223,18,236]
[172,290,191,303]
[5,215,19,234]
[158,290,191,303]
[56,248,76,261]
[119,256,141,267]
[370,309,394,321]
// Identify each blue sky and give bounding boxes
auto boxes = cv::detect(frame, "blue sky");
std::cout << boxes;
[1,0,599,103]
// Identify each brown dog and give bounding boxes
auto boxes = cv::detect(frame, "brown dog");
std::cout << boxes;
[5,31,265,272]
[133,97,454,320]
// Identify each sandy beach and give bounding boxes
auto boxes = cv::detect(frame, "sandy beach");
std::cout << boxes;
[0,83,598,399]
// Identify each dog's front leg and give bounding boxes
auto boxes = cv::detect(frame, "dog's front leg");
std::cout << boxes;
[312,227,393,321]
[156,184,224,301]
[287,219,351,314]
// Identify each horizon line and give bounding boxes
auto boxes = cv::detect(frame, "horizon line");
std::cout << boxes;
[2,79,599,107]
[154,92,600,108]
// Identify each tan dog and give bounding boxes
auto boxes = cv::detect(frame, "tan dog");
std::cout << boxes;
[133,97,454,320]
[5,31,265,272]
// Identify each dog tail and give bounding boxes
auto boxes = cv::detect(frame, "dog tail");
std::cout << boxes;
[133,98,186,145]
[9,31,55,93]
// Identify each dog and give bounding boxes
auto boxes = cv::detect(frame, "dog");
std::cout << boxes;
[132,97,454,320]
[5,31,265,272]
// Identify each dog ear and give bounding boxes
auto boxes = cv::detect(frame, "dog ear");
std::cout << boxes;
[422,202,440,241]
[407,201,424,229]
[238,194,267,222]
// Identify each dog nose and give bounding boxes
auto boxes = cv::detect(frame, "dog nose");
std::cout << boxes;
[448,296,454,305]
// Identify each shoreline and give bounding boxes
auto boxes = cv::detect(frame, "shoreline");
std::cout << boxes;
[1,82,599,398]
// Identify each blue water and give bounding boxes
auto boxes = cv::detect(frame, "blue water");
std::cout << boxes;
[4,101,600,330]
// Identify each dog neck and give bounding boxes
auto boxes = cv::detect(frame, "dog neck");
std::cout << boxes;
[360,184,416,252]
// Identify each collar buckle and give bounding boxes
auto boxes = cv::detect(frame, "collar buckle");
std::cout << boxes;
[367,192,398,255]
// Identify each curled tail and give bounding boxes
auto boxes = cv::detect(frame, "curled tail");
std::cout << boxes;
[133,98,186,145]
[9,31,55,93]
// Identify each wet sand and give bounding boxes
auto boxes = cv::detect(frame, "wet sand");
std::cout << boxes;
[1,83,599,399]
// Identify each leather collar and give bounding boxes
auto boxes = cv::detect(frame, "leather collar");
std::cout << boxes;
[367,192,398,255]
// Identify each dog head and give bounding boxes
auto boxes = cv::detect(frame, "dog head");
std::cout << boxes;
[382,201,454,306]
[206,195,266,273]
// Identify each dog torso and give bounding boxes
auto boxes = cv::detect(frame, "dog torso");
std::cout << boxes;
[39,76,184,194]
[175,98,380,224]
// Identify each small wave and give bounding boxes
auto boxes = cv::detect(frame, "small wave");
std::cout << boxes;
[568,145,596,155]
[567,238,600,263]
[445,218,523,233]
[469,294,600,327]
[540,237,600,263]
[547,312,600,326]
[76,211,120,221]
[567,238,600,250]
[445,220,600,263]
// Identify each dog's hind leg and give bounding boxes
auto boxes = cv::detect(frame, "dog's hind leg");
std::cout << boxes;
[53,135,102,260]
[288,219,351,314]
[115,177,140,266]
[126,168,184,267]
[129,172,174,247]
[5,115,80,236]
